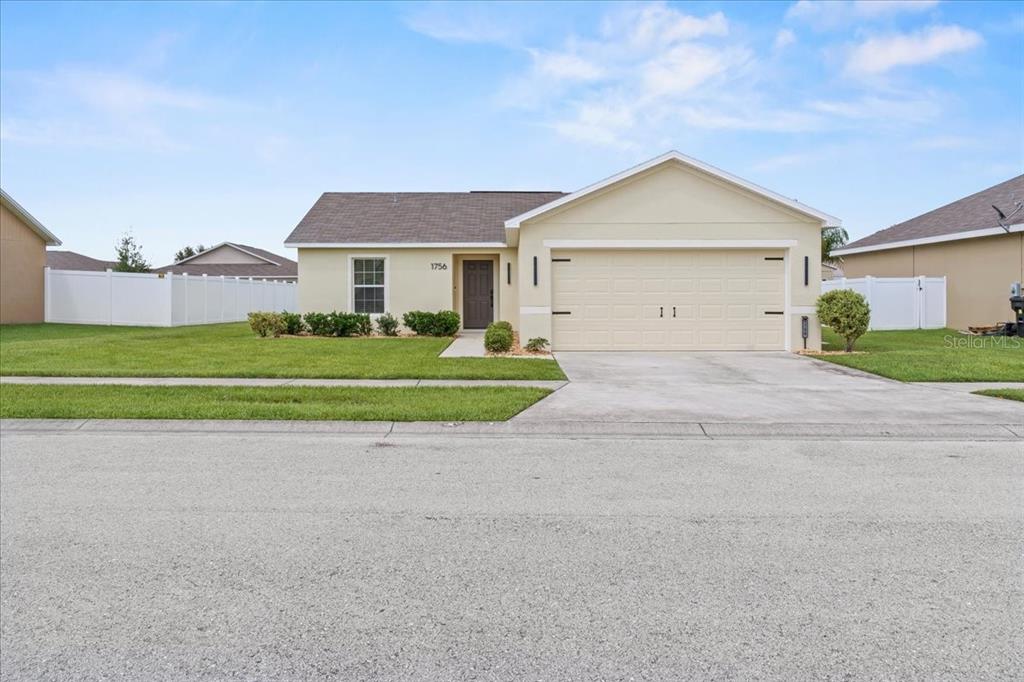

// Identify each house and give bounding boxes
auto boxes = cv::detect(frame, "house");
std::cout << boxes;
[46,250,116,271]
[834,175,1024,329]
[1,189,61,324]
[286,151,839,351]
[155,242,297,281]
[821,262,844,280]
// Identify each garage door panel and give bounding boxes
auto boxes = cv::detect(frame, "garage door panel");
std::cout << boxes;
[552,249,785,351]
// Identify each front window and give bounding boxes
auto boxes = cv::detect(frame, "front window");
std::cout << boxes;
[353,258,385,314]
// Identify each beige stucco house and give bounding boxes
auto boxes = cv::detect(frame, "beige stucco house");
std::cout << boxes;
[156,242,298,281]
[286,151,840,351]
[834,175,1023,330]
[1,189,61,324]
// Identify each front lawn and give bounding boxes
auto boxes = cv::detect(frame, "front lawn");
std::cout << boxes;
[972,389,1024,403]
[0,323,565,380]
[817,328,1024,382]
[0,384,550,421]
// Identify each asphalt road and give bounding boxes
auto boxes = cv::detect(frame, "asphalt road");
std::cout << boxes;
[2,429,1022,680]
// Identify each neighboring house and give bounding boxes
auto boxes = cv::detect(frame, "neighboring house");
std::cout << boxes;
[821,262,844,280]
[834,175,1024,329]
[286,151,838,352]
[155,242,297,281]
[46,250,116,271]
[1,189,61,324]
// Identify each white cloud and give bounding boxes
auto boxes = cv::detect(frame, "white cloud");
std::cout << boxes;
[845,25,983,75]
[912,134,976,150]
[640,44,741,97]
[603,4,728,48]
[3,67,228,152]
[787,0,938,29]
[809,94,943,123]
[529,49,604,81]
[774,29,797,50]
[54,69,218,115]
[403,3,525,45]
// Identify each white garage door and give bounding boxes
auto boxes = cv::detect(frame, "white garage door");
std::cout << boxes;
[551,249,786,351]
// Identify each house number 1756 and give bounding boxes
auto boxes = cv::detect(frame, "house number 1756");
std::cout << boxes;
[430,262,448,270]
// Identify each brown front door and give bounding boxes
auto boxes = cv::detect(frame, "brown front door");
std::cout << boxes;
[462,260,493,329]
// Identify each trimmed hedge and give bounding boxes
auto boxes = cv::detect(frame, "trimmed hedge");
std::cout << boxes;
[248,312,286,338]
[302,311,372,337]
[817,289,870,352]
[402,310,461,336]
[484,321,514,353]
[376,312,399,336]
[281,311,304,335]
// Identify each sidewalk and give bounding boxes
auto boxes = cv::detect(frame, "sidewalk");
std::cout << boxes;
[0,376,567,390]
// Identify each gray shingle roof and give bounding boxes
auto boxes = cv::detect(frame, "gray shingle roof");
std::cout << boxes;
[46,250,116,271]
[155,243,297,280]
[285,192,567,245]
[844,174,1024,250]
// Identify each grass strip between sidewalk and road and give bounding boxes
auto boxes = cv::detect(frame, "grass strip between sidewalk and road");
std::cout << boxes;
[0,385,551,422]
[818,328,1024,382]
[0,323,566,381]
[972,389,1024,403]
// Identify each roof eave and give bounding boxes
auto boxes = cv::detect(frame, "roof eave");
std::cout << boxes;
[834,223,1023,256]
[285,241,508,249]
[0,189,62,246]
[503,150,841,229]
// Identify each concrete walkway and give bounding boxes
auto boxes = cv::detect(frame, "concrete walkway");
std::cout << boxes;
[0,376,567,390]
[439,331,486,357]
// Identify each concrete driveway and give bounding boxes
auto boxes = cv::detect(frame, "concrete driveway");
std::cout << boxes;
[517,352,1024,425]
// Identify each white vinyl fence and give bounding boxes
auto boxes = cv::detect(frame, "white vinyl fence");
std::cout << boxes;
[45,268,296,327]
[821,275,946,330]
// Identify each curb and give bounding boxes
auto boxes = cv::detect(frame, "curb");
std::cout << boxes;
[2,418,1019,441]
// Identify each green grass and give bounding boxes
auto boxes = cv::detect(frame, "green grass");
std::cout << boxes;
[0,323,565,380]
[0,384,551,421]
[818,328,1024,382]
[972,389,1024,403]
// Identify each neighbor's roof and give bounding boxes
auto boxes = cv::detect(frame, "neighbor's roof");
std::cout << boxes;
[285,192,566,246]
[1,188,61,246]
[835,174,1024,256]
[155,242,297,279]
[46,250,115,271]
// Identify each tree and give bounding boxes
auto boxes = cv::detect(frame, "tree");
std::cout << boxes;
[173,244,207,262]
[817,289,870,352]
[113,232,150,273]
[821,226,849,266]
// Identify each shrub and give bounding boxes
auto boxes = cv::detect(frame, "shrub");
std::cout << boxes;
[484,322,513,353]
[491,320,513,334]
[354,313,373,337]
[301,311,369,337]
[281,311,304,335]
[402,310,461,336]
[248,311,285,338]
[432,310,461,336]
[326,311,363,337]
[402,311,433,335]
[377,312,399,336]
[817,289,870,352]
[303,312,333,336]
[524,337,549,352]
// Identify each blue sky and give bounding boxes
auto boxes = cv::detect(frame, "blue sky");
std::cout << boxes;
[2,1,1022,264]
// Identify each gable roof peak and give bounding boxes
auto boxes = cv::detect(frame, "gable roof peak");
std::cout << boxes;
[503,150,840,229]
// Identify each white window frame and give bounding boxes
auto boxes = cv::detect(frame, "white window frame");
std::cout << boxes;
[348,255,389,315]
